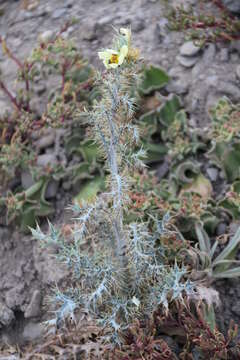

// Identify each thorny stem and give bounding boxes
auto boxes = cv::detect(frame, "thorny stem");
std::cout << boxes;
[104,70,129,273]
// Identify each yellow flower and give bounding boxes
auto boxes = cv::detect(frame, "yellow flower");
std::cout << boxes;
[98,45,128,69]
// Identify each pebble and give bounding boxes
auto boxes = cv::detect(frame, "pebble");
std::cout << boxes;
[202,43,216,63]
[166,79,189,95]
[38,30,54,43]
[35,132,55,150]
[216,222,227,236]
[132,18,145,32]
[35,83,46,96]
[45,180,59,199]
[25,290,42,318]
[97,15,115,27]
[231,40,240,53]
[37,153,57,167]
[219,48,229,62]
[180,41,201,57]
[206,167,218,182]
[177,55,199,68]
[0,302,15,328]
[222,0,240,14]
[236,65,240,80]
[22,321,43,342]
[21,170,34,190]
[156,160,169,180]
[52,8,67,19]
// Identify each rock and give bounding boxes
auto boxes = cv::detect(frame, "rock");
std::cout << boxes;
[132,18,145,32]
[216,222,227,236]
[22,321,44,342]
[155,18,169,42]
[219,48,229,62]
[177,54,199,68]
[0,357,19,360]
[25,290,42,318]
[166,79,189,94]
[38,30,54,43]
[205,75,218,87]
[236,65,240,79]
[35,131,55,150]
[202,43,216,63]
[222,0,240,14]
[180,41,201,57]
[45,180,59,199]
[62,180,72,191]
[82,26,96,41]
[156,160,169,180]
[231,40,240,53]
[0,302,15,328]
[96,15,115,27]
[217,81,240,101]
[206,167,218,182]
[21,170,34,190]
[37,153,57,167]
[34,83,46,96]
[52,8,67,19]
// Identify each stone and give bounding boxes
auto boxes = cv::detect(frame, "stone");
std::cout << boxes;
[45,180,59,199]
[97,15,115,27]
[231,40,240,53]
[35,83,46,96]
[206,167,218,182]
[236,65,240,80]
[52,8,67,19]
[177,55,199,68]
[35,131,55,150]
[25,290,42,318]
[21,170,34,190]
[155,19,170,43]
[22,321,44,342]
[219,48,229,62]
[180,41,201,57]
[0,302,15,328]
[216,222,227,236]
[166,79,189,95]
[132,18,145,32]
[37,153,57,167]
[217,81,240,101]
[156,160,169,180]
[222,0,240,14]
[38,30,54,43]
[202,43,216,64]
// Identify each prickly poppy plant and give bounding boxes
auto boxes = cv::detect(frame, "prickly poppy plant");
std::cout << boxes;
[31,27,193,344]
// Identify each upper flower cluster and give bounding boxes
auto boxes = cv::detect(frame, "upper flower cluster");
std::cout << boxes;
[98,28,138,69]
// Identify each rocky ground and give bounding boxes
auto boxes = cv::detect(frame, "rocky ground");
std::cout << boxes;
[0,0,240,352]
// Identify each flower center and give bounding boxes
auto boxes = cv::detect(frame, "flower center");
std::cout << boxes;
[109,53,119,64]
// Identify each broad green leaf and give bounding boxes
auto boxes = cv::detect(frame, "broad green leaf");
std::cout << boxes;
[74,176,105,204]
[159,94,181,127]
[139,65,170,95]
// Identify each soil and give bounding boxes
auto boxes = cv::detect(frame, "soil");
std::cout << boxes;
[0,0,240,352]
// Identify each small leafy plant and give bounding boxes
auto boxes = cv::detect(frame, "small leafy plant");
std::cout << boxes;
[0,23,95,229]
[167,1,240,45]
